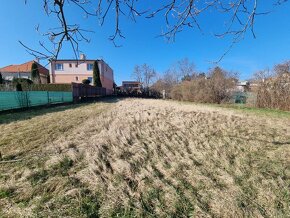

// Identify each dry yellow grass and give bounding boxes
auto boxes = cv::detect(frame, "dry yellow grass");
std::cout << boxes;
[0,98,289,217]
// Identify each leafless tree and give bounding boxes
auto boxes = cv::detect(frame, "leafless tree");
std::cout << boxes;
[162,58,196,82]
[151,58,195,96]
[132,64,156,88]
[131,65,143,83]
[22,0,288,60]
[142,64,157,88]
[252,68,273,84]
[151,70,180,97]
[274,60,290,76]
[176,58,196,80]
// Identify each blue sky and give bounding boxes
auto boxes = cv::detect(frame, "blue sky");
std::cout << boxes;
[0,1,289,85]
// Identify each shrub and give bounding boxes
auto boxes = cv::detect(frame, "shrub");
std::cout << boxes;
[251,61,290,111]
[16,83,23,91]
[12,78,33,91]
[255,71,290,110]
[93,61,102,87]
[0,83,17,91]
[82,79,91,85]
[31,62,41,84]
[170,84,183,100]
[12,78,33,86]
[0,72,3,84]
[170,67,237,104]
[11,79,71,92]
[28,84,72,91]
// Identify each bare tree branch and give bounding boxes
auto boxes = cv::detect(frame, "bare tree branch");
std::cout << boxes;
[21,0,289,61]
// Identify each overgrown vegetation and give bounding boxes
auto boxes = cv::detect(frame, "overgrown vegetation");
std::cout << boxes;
[12,78,33,91]
[150,59,290,111]
[82,79,91,85]
[0,83,72,92]
[170,67,237,103]
[254,60,290,111]
[31,62,41,84]
[30,84,72,91]
[0,98,289,217]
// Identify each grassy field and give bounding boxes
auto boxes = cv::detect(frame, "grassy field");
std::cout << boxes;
[0,98,289,217]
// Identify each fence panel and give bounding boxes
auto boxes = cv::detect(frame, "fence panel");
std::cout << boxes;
[0,92,21,111]
[29,91,49,107]
[0,91,73,111]
[231,92,257,105]
[72,83,106,101]
[49,91,72,103]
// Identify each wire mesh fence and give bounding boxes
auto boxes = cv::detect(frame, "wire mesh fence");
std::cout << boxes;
[230,92,257,105]
[0,91,73,111]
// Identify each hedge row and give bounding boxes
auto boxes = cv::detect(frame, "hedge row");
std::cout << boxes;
[0,84,72,92]
[28,84,72,92]
[0,84,14,91]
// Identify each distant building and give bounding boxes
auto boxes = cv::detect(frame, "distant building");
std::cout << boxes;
[0,60,49,84]
[49,55,114,94]
[236,81,250,92]
[121,81,142,92]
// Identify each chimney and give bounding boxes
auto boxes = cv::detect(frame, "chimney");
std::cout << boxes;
[35,58,39,63]
[80,54,86,60]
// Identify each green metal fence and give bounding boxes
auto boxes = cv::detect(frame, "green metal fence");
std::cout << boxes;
[231,92,257,105]
[0,91,73,111]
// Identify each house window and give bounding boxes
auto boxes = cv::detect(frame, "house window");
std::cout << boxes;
[87,63,93,71]
[75,64,78,68]
[55,63,63,71]
[69,63,72,68]
[75,76,79,81]
[87,77,92,83]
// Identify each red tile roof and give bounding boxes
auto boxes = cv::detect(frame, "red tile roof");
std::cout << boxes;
[0,61,49,76]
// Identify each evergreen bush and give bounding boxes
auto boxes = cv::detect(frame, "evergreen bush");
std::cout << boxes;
[93,61,102,87]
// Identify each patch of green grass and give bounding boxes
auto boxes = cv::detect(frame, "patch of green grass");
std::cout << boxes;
[110,205,137,218]
[274,189,290,216]
[0,103,91,125]
[54,156,74,176]
[32,188,102,218]
[28,169,49,186]
[175,100,290,118]
[0,187,15,199]
[218,104,290,118]
[173,194,195,217]
[80,189,101,218]
[139,188,166,217]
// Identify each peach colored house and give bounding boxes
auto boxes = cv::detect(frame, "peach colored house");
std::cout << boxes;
[50,56,114,94]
